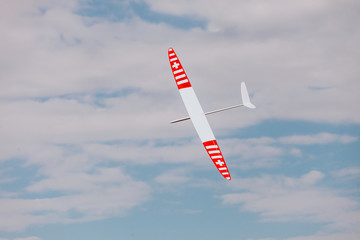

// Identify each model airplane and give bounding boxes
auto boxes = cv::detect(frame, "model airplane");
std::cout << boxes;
[168,48,256,180]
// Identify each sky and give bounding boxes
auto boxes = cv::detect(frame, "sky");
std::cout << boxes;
[0,0,359,239]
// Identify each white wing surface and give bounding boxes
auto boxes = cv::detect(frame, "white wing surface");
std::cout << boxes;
[168,48,231,180]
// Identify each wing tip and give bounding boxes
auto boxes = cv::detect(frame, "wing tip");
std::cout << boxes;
[203,140,232,181]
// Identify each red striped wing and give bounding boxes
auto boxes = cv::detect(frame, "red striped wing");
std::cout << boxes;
[168,48,192,89]
[203,140,231,180]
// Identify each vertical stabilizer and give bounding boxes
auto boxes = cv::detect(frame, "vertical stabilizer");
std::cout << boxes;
[241,82,256,109]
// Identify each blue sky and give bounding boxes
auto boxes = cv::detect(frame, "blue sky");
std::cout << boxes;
[0,0,359,240]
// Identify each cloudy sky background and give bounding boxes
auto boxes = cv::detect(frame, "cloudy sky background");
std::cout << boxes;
[1,0,359,239]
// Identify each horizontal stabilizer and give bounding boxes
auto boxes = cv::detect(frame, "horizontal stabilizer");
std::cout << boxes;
[170,116,191,124]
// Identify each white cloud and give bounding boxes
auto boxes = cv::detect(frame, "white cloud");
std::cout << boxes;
[339,135,359,144]
[285,232,360,240]
[0,237,42,240]
[14,237,42,240]
[0,145,151,231]
[0,175,151,231]
[300,171,324,185]
[247,238,277,240]
[248,232,360,240]
[219,133,356,169]
[82,139,205,165]
[332,167,360,178]
[222,171,360,236]
[221,137,285,169]
[155,168,190,185]
[279,133,358,145]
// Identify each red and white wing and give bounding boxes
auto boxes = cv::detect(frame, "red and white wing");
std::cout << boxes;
[168,47,231,180]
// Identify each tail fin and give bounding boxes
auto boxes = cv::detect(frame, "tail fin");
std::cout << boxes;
[241,82,256,109]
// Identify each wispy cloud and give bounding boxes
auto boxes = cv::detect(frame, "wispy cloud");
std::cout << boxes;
[285,232,360,240]
[14,237,42,240]
[278,133,358,145]
[222,133,357,169]
[0,176,150,231]
[331,167,360,179]
[0,146,151,231]
[154,168,191,185]
[222,171,360,237]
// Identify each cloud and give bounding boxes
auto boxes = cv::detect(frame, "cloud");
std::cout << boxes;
[279,133,358,145]
[248,232,360,240]
[247,238,277,240]
[0,237,41,240]
[221,137,285,169]
[14,237,42,240]
[0,175,151,231]
[300,170,324,185]
[331,167,360,179]
[220,133,356,169]
[0,144,151,231]
[154,168,190,185]
[222,171,360,236]
[82,139,205,165]
[285,232,360,240]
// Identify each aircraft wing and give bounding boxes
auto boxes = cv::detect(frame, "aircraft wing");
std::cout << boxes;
[168,47,231,180]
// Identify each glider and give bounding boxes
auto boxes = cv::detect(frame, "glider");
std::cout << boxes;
[168,48,256,180]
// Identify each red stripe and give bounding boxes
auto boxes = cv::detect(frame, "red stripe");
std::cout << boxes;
[168,48,192,90]
[203,140,231,180]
